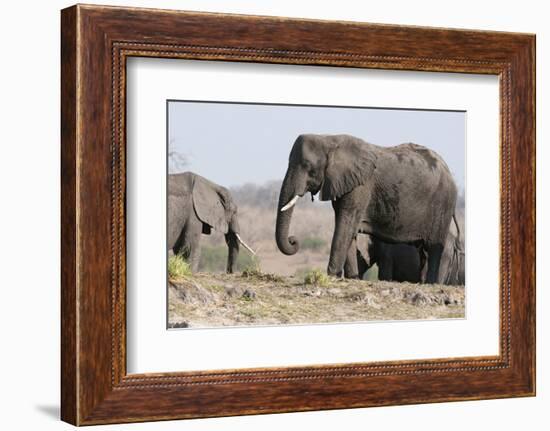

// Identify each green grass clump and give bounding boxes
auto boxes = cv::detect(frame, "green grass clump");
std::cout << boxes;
[301,236,326,251]
[168,254,192,279]
[303,269,330,287]
[241,266,262,278]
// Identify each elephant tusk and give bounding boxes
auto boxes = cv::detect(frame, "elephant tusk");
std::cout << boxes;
[280,195,300,212]
[235,233,256,255]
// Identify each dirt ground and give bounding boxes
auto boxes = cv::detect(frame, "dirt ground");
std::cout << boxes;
[168,272,465,329]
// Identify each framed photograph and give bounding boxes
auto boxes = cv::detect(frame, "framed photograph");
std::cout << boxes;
[61,4,535,425]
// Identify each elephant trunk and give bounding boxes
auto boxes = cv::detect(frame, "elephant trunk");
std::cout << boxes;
[225,232,239,274]
[276,175,300,256]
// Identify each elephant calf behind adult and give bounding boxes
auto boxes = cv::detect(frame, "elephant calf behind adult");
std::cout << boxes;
[357,213,465,285]
[168,172,254,273]
[357,236,425,283]
[276,134,458,283]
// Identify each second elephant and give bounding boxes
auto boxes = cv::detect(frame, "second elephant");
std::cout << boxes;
[168,172,255,273]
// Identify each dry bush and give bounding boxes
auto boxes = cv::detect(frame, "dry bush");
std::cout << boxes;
[168,254,192,279]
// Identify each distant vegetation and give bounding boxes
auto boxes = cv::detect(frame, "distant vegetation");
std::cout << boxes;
[229,180,281,209]
[199,245,259,273]
[230,180,331,210]
[301,236,326,251]
[168,145,190,174]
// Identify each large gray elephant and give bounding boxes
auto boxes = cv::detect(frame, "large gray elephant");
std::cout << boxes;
[168,172,254,273]
[275,134,458,283]
[356,212,464,285]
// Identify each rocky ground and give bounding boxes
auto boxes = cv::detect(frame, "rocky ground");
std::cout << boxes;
[168,271,465,329]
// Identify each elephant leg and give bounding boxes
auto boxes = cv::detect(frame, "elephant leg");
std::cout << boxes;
[327,209,359,277]
[343,236,359,279]
[224,232,239,274]
[175,214,203,273]
[425,244,444,284]
[187,228,203,274]
[378,259,393,281]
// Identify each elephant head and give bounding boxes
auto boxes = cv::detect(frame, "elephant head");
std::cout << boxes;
[276,134,376,255]
[192,175,255,272]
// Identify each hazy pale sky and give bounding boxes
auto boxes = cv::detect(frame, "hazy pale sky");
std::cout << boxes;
[168,101,465,190]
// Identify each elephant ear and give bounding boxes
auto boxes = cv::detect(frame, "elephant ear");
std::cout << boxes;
[320,137,376,200]
[192,176,229,233]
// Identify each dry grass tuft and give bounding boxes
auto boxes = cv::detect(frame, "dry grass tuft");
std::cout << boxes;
[168,254,192,279]
[303,268,330,287]
[241,267,284,283]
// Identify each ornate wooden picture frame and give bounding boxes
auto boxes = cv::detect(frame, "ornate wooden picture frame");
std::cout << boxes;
[61,4,535,425]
